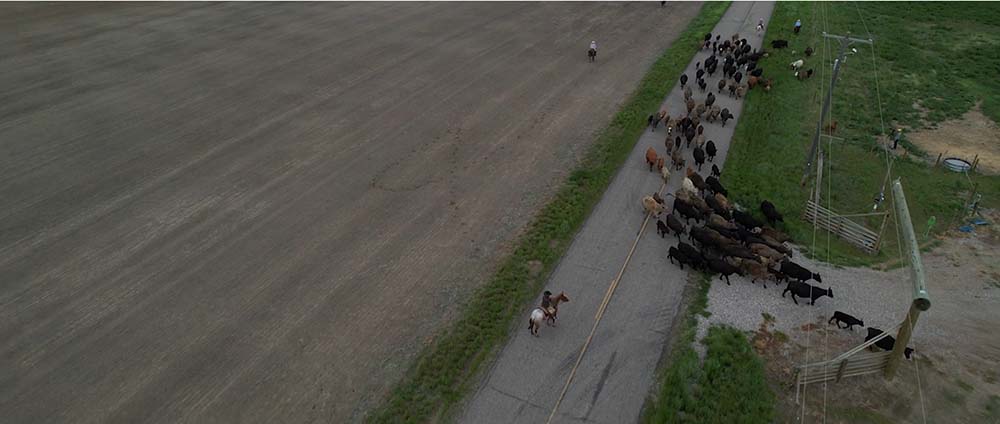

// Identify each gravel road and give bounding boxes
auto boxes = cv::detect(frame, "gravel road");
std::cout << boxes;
[458,3,776,423]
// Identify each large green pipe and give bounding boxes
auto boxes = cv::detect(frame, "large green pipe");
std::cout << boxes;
[891,178,931,311]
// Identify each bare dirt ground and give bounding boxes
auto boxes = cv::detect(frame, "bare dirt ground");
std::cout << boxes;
[0,2,700,422]
[905,104,1000,174]
[700,209,1000,423]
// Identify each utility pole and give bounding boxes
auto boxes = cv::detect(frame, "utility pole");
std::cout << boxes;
[800,32,873,187]
[884,178,931,380]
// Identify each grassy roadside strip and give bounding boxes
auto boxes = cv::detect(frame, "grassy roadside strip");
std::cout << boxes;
[643,275,774,423]
[367,3,732,422]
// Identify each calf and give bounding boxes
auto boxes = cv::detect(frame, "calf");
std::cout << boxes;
[717,79,726,93]
[866,328,914,359]
[707,258,741,285]
[782,281,833,305]
[780,260,821,283]
[656,219,670,238]
[711,164,721,178]
[829,311,864,330]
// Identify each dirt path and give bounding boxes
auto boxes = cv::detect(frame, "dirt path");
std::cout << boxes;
[458,3,777,423]
[0,3,701,422]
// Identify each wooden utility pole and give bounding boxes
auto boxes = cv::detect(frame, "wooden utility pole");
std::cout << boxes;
[801,33,874,187]
[885,178,932,379]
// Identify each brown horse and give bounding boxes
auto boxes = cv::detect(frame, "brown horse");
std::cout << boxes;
[528,291,570,336]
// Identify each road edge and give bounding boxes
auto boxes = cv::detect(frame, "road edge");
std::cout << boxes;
[367,3,732,422]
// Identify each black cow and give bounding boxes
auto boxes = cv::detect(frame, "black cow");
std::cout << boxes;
[693,146,706,171]
[750,68,764,78]
[656,219,670,238]
[673,201,703,224]
[680,73,688,87]
[829,311,864,330]
[687,173,707,191]
[706,141,717,162]
[760,200,784,225]
[771,39,789,49]
[690,226,721,249]
[866,328,914,359]
[721,108,734,127]
[707,258,741,285]
[666,214,686,238]
[705,92,716,108]
[668,246,692,269]
[706,175,727,196]
[711,164,721,178]
[704,194,730,219]
[782,281,833,305]
[780,260,821,283]
[733,209,763,230]
[677,242,705,269]
[696,68,705,81]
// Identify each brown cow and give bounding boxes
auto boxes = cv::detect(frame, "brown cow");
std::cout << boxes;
[645,147,659,172]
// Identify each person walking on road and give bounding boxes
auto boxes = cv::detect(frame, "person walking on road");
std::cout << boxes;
[588,40,598,62]
[794,19,802,34]
[892,127,903,149]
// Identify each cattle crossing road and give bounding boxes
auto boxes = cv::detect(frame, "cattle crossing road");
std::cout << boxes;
[458,2,776,423]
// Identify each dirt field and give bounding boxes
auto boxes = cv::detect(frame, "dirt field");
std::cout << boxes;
[0,2,701,422]
[906,104,1000,175]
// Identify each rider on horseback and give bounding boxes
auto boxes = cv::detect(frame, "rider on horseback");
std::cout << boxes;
[541,290,556,320]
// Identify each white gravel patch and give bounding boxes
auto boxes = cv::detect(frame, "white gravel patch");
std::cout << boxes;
[700,246,932,354]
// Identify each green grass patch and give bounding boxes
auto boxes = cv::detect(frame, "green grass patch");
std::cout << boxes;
[644,276,774,424]
[366,3,732,422]
[984,395,1000,420]
[723,1,1000,266]
[829,406,896,424]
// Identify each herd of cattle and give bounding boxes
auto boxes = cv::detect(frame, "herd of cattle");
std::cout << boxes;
[636,30,913,358]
